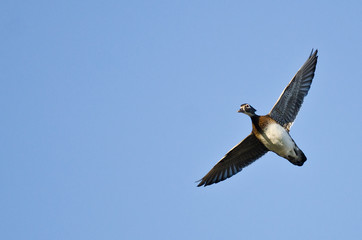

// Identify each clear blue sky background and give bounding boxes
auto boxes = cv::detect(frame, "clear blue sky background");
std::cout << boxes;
[1,1,362,239]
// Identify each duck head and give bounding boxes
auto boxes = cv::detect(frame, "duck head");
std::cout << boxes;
[238,103,257,117]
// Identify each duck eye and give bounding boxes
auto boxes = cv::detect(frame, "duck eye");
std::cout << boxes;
[246,104,250,108]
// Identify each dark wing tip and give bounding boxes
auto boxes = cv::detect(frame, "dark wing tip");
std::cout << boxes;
[310,48,318,58]
[196,166,238,187]
[196,173,231,187]
[196,176,219,187]
[195,179,204,187]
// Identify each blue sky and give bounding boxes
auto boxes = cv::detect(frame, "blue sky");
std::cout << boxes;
[1,1,362,239]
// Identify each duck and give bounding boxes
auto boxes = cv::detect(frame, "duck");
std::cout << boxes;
[197,49,318,187]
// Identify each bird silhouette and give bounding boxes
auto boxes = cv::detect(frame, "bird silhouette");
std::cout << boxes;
[197,50,318,187]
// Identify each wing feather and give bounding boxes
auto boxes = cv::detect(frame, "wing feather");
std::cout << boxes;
[197,133,268,187]
[269,49,318,130]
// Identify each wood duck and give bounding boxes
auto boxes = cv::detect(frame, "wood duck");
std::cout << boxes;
[197,50,318,187]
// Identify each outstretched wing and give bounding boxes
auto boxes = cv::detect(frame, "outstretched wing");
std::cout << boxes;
[197,133,268,187]
[269,49,318,130]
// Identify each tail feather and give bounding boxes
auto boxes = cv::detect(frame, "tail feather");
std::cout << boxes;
[288,148,307,166]
[300,150,307,162]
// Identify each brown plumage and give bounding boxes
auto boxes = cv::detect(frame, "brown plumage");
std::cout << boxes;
[251,115,277,147]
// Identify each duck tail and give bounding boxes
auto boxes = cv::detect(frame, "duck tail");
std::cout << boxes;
[287,148,307,166]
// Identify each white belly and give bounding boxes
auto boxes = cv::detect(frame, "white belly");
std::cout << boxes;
[257,123,297,158]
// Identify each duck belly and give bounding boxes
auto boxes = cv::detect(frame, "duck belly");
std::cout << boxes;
[257,123,297,159]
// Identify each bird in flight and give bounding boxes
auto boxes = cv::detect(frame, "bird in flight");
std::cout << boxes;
[197,49,318,187]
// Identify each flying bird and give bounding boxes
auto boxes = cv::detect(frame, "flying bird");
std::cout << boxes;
[197,49,318,187]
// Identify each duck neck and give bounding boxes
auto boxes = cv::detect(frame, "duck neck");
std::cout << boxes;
[250,114,260,125]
